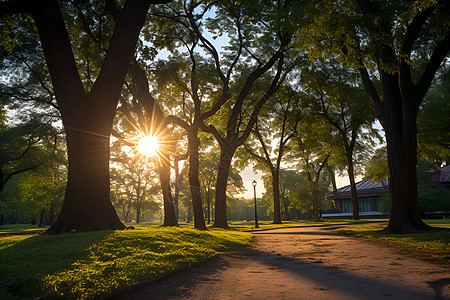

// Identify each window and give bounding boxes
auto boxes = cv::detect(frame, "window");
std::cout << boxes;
[342,199,371,213]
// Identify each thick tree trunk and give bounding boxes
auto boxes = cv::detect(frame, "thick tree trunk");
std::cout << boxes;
[46,123,125,234]
[160,152,178,226]
[187,131,207,230]
[30,0,156,234]
[347,158,359,220]
[213,148,234,228]
[272,168,282,224]
[384,107,431,233]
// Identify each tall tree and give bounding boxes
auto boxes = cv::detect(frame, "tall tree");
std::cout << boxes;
[1,0,170,233]
[202,0,291,228]
[147,0,287,228]
[289,115,332,221]
[303,64,380,220]
[300,1,450,232]
[240,86,301,224]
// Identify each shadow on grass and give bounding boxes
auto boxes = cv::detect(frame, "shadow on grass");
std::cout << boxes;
[0,230,113,299]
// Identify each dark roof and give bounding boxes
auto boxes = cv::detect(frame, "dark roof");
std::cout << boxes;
[440,165,450,183]
[326,179,388,200]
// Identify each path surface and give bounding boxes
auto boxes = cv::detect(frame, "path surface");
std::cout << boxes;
[112,226,450,300]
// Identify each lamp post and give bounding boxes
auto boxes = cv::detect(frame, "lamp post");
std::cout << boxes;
[252,180,259,228]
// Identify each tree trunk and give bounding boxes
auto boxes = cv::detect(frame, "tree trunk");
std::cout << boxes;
[326,164,337,191]
[187,131,207,230]
[206,190,211,224]
[384,105,430,233]
[30,0,155,234]
[136,198,141,224]
[38,209,45,227]
[213,148,234,228]
[347,157,359,220]
[311,185,320,221]
[272,168,282,224]
[46,124,125,234]
[159,152,178,226]
[174,158,180,220]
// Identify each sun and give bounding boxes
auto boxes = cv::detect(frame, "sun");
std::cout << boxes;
[136,135,159,157]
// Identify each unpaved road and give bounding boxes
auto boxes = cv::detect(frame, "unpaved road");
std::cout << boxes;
[112,226,450,300]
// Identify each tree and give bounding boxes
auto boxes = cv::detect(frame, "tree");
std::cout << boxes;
[289,115,332,221]
[240,86,301,224]
[110,144,160,224]
[303,64,380,220]
[300,1,450,232]
[363,146,388,182]
[201,0,292,228]
[0,111,66,226]
[111,58,178,226]
[1,0,170,233]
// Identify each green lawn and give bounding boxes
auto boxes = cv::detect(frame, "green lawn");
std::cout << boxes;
[0,224,49,236]
[336,219,450,263]
[0,226,251,299]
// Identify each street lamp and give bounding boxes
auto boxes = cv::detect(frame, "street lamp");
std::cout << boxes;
[252,180,259,228]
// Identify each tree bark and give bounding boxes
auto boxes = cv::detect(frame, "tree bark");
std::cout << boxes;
[311,182,320,222]
[383,89,430,233]
[46,121,125,233]
[347,155,359,220]
[213,148,234,228]
[187,130,207,230]
[160,153,178,226]
[272,167,282,224]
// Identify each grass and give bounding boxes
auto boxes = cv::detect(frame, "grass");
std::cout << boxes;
[228,219,389,231]
[336,219,450,263]
[0,226,251,299]
[0,224,49,236]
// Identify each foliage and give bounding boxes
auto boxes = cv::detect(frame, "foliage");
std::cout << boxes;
[363,146,388,181]
[0,227,251,299]
[417,68,450,167]
[0,113,66,225]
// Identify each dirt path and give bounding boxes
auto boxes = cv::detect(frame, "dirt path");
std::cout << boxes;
[112,226,450,300]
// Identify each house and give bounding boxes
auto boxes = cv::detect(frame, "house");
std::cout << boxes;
[322,179,389,218]
[430,165,450,188]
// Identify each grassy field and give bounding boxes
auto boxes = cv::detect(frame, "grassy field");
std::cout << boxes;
[336,219,450,263]
[0,226,251,299]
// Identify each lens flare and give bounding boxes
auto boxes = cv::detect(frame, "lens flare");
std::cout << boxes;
[136,135,159,157]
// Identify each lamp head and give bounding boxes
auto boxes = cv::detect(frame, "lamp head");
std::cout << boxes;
[252,180,257,187]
